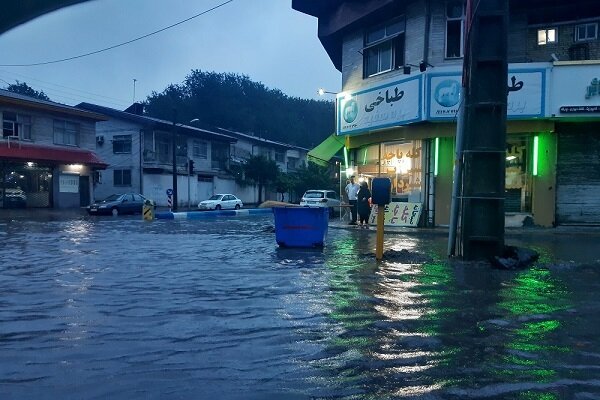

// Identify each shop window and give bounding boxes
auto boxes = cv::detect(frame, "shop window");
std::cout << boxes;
[113,169,132,186]
[53,120,79,146]
[364,17,405,77]
[112,134,132,154]
[575,23,598,42]
[505,137,532,213]
[537,28,557,45]
[446,1,465,58]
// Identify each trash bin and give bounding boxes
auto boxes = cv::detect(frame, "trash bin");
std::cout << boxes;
[273,207,329,248]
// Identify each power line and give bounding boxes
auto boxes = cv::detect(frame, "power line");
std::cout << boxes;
[0,0,234,67]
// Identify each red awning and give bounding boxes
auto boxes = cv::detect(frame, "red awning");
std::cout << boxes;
[0,141,108,168]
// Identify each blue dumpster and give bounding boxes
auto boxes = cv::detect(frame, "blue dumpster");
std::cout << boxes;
[273,207,329,248]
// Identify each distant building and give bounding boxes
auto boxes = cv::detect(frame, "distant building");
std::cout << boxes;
[76,103,309,206]
[0,89,107,209]
[294,0,600,227]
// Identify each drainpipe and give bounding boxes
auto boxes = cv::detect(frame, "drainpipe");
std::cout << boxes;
[139,129,143,195]
[423,0,431,65]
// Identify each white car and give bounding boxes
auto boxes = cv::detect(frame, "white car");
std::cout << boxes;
[300,190,341,212]
[198,194,243,210]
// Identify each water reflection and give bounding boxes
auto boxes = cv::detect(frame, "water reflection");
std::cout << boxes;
[1,216,600,399]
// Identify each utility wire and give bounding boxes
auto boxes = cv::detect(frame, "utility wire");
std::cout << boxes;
[0,0,234,67]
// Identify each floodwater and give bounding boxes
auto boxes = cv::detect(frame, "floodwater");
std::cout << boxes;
[1,212,600,399]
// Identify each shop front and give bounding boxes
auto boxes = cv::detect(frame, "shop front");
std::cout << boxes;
[335,62,558,227]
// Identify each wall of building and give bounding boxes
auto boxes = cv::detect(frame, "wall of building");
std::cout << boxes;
[93,119,142,201]
[526,21,600,63]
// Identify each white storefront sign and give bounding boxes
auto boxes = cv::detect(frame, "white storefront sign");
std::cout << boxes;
[551,64,600,116]
[426,66,547,120]
[337,75,423,135]
[368,202,422,227]
[59,173,79,193]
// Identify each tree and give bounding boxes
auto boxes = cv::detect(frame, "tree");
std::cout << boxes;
[274,172,294,202]
[291,162,336,200]
[144,70,334,148]
[242,155,280,204]
[5,81,50,101]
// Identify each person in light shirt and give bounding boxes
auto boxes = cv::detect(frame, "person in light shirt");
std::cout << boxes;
[345,175,360,225]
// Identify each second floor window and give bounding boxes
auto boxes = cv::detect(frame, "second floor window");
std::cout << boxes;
[2,112,31,139]
[446,1,466,58]
[575,23,598,42]
[113,134,132,154]
[193,140,208,159]
[364,18,405,78]
[275,151,285,163]
[113,169,132,186]
[53,120,78,146]
[538,28,557,45]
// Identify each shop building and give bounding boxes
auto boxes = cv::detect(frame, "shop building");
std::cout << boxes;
[0,90,107,209]
[293,0,600,227]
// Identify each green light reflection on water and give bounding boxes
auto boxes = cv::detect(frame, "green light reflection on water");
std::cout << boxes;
[495,266,572,393]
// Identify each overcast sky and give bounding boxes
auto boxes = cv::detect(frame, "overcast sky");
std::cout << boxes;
[0,0,340,110]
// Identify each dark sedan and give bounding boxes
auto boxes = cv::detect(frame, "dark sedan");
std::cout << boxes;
[87,193,154,216]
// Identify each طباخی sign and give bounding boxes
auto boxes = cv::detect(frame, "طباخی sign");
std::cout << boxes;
[368,203,422,227]
[337,75,422,136]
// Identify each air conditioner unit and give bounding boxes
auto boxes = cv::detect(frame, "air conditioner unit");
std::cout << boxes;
[96,135,104,145]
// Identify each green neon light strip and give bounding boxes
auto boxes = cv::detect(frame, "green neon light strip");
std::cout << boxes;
[434,137,439,176]
[344,147,349,170]
[363,148,367,165]
[533,136,539,176]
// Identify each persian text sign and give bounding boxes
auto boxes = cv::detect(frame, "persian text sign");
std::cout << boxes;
[337,75,422,136]
[368,202,422,227]
[427,68,546,120]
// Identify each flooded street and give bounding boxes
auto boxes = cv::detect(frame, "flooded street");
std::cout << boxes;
[1,213,600,399]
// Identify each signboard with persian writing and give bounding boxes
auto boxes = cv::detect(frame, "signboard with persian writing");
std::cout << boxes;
[552,64,600,116]
[368,202,422,227]
[59,173,79,193]
[426,67,547,120]
[336,75,422,136]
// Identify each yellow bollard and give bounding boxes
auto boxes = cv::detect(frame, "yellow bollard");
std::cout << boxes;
[143,200,155,221]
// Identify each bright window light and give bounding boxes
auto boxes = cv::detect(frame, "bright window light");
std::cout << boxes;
[533,136,539,176]
[434,137,439,176]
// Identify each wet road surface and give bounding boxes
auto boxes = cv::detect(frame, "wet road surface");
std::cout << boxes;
[1,212,600,399]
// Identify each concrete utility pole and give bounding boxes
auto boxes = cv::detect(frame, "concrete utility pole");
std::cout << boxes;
[456,0,508,259]
[171,109,178,211]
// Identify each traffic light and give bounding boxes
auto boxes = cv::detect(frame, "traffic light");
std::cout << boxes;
[188,159,195,175]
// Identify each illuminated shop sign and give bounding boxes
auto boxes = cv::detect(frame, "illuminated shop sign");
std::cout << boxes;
[426,68,546,120]
[337,75,422,136]
[59,173,79,193]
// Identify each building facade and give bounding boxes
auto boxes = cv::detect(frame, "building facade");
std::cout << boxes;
[294,0,600,227]
[0,90,107,209]
[77,103,310,207]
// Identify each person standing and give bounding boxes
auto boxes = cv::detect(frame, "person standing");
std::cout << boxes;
[357,181,372,228]
[345,175,360,225]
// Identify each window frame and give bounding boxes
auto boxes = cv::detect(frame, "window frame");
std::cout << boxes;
[112,134,132,154]
[53,119,79,146]
[445,1,466,59]
[575,22,598,42]
[193,140,208,159]
[537,28,558,45]
[113,169,132,186]
[363,17,406,78]
[2,112,32,140]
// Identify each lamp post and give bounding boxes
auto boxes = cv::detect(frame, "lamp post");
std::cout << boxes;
[171,109,178,211]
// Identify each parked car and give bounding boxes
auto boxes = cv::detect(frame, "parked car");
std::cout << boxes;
[300,190,341,215]
[87,193,154,216]
[0,188,27,208]
[198,194,243,210]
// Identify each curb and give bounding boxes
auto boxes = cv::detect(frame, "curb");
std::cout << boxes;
[155,208,273,220]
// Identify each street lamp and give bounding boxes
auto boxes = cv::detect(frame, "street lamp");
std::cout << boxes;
[318,88,337,96]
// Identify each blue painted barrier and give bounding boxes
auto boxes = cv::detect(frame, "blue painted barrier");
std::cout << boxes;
[155,208,273,220]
